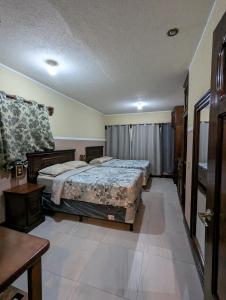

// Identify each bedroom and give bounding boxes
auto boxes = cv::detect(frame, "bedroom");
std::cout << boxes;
[0,0,225,299]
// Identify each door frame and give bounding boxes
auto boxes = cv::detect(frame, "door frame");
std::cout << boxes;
[190,90,211,286]
[204,12,226,299]
[181,73,189,212]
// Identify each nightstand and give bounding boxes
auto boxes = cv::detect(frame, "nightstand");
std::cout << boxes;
[4,183,45,233]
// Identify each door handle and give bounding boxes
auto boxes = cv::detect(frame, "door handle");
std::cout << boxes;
[198,209,214,227]
[216,36,226,97]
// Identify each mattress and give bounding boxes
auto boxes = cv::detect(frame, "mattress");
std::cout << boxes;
[37,174,54,193]
[98,159,151,185]
[42,192,141,224]
[37,165,143,208]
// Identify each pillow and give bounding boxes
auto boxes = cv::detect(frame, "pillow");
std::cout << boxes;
[39,164,74,177]
[89,156,113,165]
[63,160,88,169]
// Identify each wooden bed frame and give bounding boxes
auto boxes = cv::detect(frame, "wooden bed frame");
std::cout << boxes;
[85,146,104,162]
[26,149,75,183]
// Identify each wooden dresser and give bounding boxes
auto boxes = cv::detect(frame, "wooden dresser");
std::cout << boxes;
[171,106,184,185]
[171,74,188,211]
[172,105,186,209]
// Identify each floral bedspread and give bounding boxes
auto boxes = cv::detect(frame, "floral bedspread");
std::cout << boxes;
[100,159,151,185]
[51,166,143,207]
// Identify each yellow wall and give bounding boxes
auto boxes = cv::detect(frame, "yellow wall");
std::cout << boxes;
[104,111,171,125]
[0,64,105,139]
[188,0,225,128]
[185,0,226,226]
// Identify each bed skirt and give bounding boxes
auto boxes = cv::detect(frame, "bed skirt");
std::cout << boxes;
[42,192,141,225]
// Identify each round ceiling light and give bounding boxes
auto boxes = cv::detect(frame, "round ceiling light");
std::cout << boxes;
[167,28,179,37]
[45,59,59,76]
[136,101,144,110]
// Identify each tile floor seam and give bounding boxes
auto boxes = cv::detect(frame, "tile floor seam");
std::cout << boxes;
[100,239,145,253]
[83,282,131,300]
[140,250,195,266]
[57,230,106,244]
[78,279,132,300]
[42,267,78,283]
[135,244,144,300]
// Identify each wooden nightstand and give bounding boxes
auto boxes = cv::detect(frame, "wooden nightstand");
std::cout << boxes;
[4,183,45,233]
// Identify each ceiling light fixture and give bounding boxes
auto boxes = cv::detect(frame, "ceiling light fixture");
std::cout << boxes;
[167,28,179,37]
[46,59,58,76]
[136,101,144,110]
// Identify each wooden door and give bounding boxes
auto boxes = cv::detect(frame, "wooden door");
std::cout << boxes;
[205,12,226,299]
[182,75,189,211]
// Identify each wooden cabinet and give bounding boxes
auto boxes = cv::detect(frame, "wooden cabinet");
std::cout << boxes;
[172,106,184,186]
[4,183,45,232]
[172,74,189,211]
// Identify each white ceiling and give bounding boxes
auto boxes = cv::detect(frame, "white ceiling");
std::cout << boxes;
[0,0,214,114]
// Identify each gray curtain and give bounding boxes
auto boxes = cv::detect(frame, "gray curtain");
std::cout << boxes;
[130,124,146,160]
[106,125,131,159]
[106,123,174,176]
[131,124,162,175]
[162,123,174,174]
[106,126,118,157]
[199,122,209,163]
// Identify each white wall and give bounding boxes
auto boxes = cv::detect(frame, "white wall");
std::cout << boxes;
[104,111,171,125]
[185,0,226,226]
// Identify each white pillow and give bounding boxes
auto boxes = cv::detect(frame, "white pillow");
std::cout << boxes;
[39,164,74,177]
[63,160,88,169]
[89,156,113,165]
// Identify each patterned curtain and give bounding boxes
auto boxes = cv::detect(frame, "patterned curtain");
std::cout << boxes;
[0,91,55,170]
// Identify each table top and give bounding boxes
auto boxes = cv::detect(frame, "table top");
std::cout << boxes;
[4,183,45,194]
[0,227,49,292]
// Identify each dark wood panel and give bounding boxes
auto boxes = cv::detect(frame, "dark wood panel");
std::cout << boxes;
[85,146,104,163]
[217,118,226,299]
[172,106,184,127]
[172,105,185,209]
[26,149,75,183]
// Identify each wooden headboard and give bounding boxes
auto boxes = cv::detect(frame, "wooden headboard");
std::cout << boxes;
[85,146,104,163]
[26,149,75,183]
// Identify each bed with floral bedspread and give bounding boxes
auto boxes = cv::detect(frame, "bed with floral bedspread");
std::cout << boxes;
[98,159,151,185]
[38,165,143,226]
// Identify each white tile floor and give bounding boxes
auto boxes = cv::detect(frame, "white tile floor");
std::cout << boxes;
[14,178,203,300]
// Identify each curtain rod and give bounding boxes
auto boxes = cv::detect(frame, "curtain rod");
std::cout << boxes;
[4,93,54,116]
[105,123,170,128]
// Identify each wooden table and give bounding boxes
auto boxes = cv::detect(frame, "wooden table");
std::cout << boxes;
[0,227,50,300]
